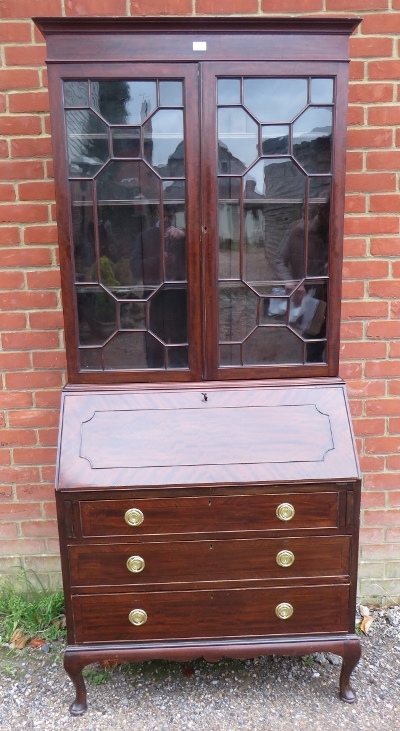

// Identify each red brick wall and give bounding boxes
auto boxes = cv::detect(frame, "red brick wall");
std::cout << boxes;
[0,0,399,601]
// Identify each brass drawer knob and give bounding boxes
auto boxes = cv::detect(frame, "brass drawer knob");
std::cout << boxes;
[276,549,295,567]
[125,508,144,527]
[129,608,147,626]
[276,503,295,522]
[126,555,145,573]
[275,602,294,620]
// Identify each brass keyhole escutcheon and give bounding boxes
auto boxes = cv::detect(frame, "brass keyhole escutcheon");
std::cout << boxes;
[126,555,145,573]
[129,608,147,626]
[276,550,295,568]
[124,508,144,527]
[276,503,295,522]
[275,603,294,620]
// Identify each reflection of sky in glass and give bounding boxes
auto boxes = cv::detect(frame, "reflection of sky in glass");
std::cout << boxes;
[144,109,184,170]
[244,78,308,123]
[311,78,333,104]
[159,81,183,107]
[293,107,332,141]
[218,107,258,170]
[244,159,277,195]
[218,79,241,105]
[126,82,157,123]
[245,158,305,199]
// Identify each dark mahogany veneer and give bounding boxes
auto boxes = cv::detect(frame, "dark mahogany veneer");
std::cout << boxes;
[35,16,362,715]
[55,377,361,713]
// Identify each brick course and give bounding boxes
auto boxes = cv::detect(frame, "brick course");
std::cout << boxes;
[0,0,399,601]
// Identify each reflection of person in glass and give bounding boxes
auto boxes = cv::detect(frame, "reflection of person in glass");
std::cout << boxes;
[130,205,187,368]
[130,205,186,285]
[266,195,330,362]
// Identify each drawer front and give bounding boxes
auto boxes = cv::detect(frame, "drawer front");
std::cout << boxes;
[69,536,351,587]
[79,491,340,537]
[72,584,350,642]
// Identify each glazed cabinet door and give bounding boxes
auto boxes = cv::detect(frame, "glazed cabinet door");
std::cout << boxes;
[49,58,349,384]
[202,61,349,380]
[48,63,202,383]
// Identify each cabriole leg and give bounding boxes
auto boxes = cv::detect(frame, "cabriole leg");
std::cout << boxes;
[339,639,362,703]
[64,653,87,715]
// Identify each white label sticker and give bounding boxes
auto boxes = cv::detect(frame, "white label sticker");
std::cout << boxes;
[193,41,207,51]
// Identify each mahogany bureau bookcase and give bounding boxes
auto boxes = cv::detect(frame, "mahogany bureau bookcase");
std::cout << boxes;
[35,16,362,714]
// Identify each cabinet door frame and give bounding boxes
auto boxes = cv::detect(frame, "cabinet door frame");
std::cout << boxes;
[201,60,349,380]
[48,61,203,384]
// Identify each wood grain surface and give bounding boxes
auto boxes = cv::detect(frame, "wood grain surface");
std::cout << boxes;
[72,583,350,643]
[79,491,340,537]
[58,381,360,489]
[69,535,351,587]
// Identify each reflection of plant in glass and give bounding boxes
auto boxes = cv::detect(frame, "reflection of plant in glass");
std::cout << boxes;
[89,257,119,323]
[98,256,120,287]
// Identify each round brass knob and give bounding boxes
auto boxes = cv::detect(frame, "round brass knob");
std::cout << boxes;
[124,508,144,527]
[129,608,147,626]
[275,602,294,620]
[126,555,145,573]
[276,550,295,567]
[276,503,295,522]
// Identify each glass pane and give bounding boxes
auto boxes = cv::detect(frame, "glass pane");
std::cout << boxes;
[66,109,109,177]
[114,286,158,300]
[167,346,188,368]
[96,161,161,287]
[64,80,88,107]
[143,109,184,177]
[309,176,331,202]
[250,282,289,296]
[262,125,289,155]
[289,281,327,342]
[159,81,183,106]
[163,180,185,201]
[91,81,157,125]
[219,343,241,366]
[219,283,258,342]
[97,160,160,202]
[218,79,241,105]
[244,78,308,123]
[244,203,269,282]
[97,203,160,287]
[79,348,102,370]
[311,78,334,104]
[218,107,258,174]
[112,127,140,158]
[120,301,146,329]
[70,178,92,204]
[245,158,306,200]
[103,331,164,369]
[70,181,96,282]
[293,106,333,174]
[306,340,326,363]
[261,291,288,324]
[308,187,330,278]
[149,285,187,344]
[264,201,304,282]
[243,327,304,365]
[219,177,241,200]
[245,158,305,284]
[77,286,117,346]
[163,204,186,281]
[219,204,240,280]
